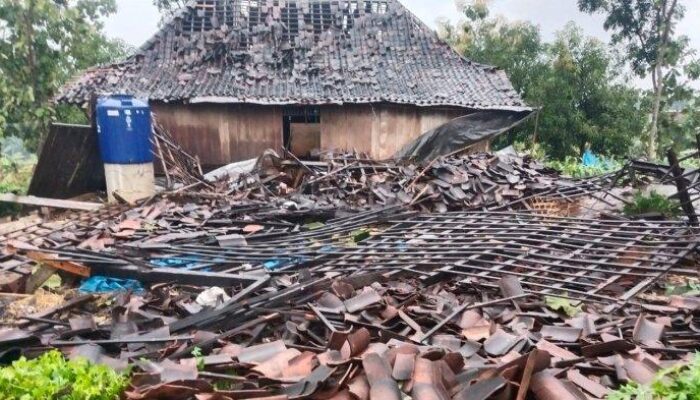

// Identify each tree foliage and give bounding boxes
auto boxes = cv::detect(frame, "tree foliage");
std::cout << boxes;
[0,0,130,150]
[440,4,647,160]
[577,0,698,158]
[152,0,187,20]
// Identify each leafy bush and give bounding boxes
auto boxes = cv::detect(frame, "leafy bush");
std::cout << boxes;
[623,191,681,218]
[0,156,35,217]
[609,353,700,400]
[511,141,548,161]
[546,156,623,178]
[0,350,128,399]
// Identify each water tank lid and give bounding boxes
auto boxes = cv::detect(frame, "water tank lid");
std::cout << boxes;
[97,95,148,108]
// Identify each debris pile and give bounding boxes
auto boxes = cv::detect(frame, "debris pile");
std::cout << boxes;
[2,261,699,399]
[2,144,700,399]
[222,151,616,213]
[151,121,207,190]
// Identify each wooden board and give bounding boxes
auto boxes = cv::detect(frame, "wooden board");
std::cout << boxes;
[320,105,374,156]
[153,102,470,165]
[289,123,321,157]
[322,104,467,159]
[151,103,283,169]
[28,123,106,199]
[0,194,103,211]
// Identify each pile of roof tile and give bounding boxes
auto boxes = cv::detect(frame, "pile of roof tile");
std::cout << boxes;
[223,151,604,213]
[2,269,699,400]
[3,144,700,399]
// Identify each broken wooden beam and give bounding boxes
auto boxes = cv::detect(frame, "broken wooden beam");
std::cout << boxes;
[0,194,103,212]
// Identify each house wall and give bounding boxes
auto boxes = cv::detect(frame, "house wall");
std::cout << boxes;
[151,102,473,167]
[319,104,469,159]
[151,102,283,168]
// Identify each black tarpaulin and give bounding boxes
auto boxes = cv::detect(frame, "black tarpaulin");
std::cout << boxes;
[394,110,534,163]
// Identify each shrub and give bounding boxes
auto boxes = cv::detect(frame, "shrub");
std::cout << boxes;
[0,157,34,217]
[0,350,128,399]
[609,353,700,400]
[546,156,623,178]
[623,191,681,218]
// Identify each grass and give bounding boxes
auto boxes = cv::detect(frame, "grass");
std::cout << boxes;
[0,350,128,399]
[609,353,700,400]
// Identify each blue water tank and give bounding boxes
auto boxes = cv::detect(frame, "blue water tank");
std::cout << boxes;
[96,95,153,164]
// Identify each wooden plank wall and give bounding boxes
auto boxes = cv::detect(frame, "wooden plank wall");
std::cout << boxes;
[319,105,374,155]
[151,103,283,168]
[321,104,467,159]
[152,102,469,167]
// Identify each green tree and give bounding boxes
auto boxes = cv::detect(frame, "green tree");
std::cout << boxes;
[661,93,700,153]
[536,24,646,159]
[440,1,546,95]
[577,0,695,159]
[440,3,646,160]
[0,0,130,150]
[438,2,548,151]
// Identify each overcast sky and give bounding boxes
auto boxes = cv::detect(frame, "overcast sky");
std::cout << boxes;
[104,0,700,87]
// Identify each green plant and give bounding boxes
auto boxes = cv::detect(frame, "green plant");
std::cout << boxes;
[191,346,205,371]
[0,350,128,399]
[0,156,35,217]
[545,295,582,317]
[609,353,700,400]
[546,156,623,178]
[512,141,547,161]
[680,150,700,170]
[666,280,700,296]
[623,191,681,218]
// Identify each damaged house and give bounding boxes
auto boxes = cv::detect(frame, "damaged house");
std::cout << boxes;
[57,0,529,168]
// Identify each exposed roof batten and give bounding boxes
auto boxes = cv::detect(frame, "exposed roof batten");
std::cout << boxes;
[56,0,529,111]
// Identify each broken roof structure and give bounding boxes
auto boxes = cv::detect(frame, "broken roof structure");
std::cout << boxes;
[57,0,527,110]
[56,0,530,165]
[4,143,700,399]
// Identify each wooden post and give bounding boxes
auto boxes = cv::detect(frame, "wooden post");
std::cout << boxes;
[667,148,698,226]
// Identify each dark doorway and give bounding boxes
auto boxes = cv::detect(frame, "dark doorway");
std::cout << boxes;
[283,107,321,158]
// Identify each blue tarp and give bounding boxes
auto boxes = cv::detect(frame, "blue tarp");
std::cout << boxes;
[150,255,212,271]
[263,256,309,271]
[582,150,600,167]
[79,276,145,294]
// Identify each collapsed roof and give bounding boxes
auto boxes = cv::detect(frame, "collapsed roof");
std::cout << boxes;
[57,0,529,110]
